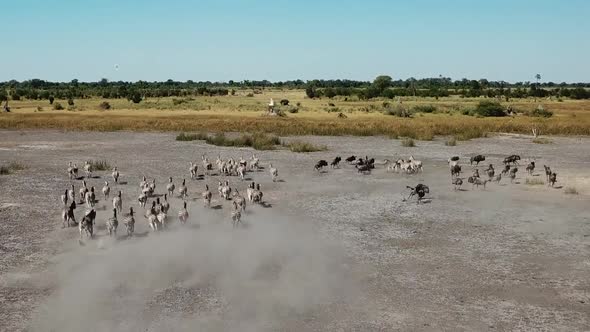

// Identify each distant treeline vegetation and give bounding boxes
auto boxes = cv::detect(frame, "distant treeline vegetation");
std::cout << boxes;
[1,76,589,102]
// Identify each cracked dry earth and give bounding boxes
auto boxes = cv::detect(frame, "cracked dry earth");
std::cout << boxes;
[0,130,589,331]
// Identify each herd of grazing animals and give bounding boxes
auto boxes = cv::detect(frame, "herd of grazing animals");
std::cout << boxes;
[60,148,564,240]
[59,153,277,241]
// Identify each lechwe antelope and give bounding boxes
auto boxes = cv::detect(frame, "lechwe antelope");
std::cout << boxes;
[233,189,246,212]
[68,162,78,179]
[102,181,111,199]
[250,154,260,171]
[84,161,92,178]
[408,156,423,172]
[145,201,159,231]
[178,179,188,199]
[62,201,76,228]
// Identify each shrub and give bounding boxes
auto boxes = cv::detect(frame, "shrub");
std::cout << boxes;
[284,141,327,153]
[413,105,437,113]
[384,104,412,117]
[564,187,579,195]
[525,178,545,186]
[36,106,43,112]
[328,102,335,107]
[325,107,341,113]
[530,105,553,118]
[53,102,64,110]
[88,160,111,171]
[176,132,208,141]
[67,97,74,106]
[472,101,506,117]
[99,101,112,110]
[202,133,280,150]
[172,98,187,106]
[337,112,348,119]
[246,93,254,97]
[280,99,289,106]
[130,93,142,103]
[286,106,299,113]
[445,137,457,146]
[0,161,25,175]
[401,138,415,147]
[296,102,301,107]
[49,96,55,104]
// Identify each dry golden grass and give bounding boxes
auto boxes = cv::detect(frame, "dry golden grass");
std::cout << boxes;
[2,92,590,140]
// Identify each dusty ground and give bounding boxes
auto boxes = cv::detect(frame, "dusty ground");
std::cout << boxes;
[0,130,589,331]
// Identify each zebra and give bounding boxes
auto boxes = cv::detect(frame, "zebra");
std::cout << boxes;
[178,179,188,199]
[231,201,242,228]
[106,208,118,237]
[113,191,122,213]
[123,207,135,237]
[178,201,189,224]
[79,209,96,239]
[269,163,278,182]
[202,184,212,207]
[233,189,246,212]
[112,167,120,184]
[60,189,68,206]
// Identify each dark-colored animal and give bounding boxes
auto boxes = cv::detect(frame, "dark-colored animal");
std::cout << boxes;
[79,209,96,239]
[526,161,535,175]
[543,165,551,182]
[315,160,328,171]
[452,178,463,190]
[486,164,495,179]
[470,155,486,165]
[504,155,521,165]
[330,157,341,168]
[509,167,518,183]
[549,172,557,187]
[502,164,511,175]
[406,184,429,203]
[451,164,461,178]
[356,164,371,174]
[450,156,460,162]
[345,155,356,163]
[468,176,488,189]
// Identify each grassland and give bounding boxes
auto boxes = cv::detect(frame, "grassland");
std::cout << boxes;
[2,90,589,140]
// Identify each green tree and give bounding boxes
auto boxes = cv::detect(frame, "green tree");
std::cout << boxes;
[373,75,392,92]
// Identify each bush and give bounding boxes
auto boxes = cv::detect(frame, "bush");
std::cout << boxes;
[172,98,187,106]
[280,99,289,106]
[284,141,327,153]
[530,105,553,118]
[53,102,65,110]
[99,101,112,110]
[67,97,74,106]
[401,138,415,147]
[337,112,348,119]
[413,105,437,113]
[130,93,142,104]
[176,132,208,141]
[49,96,55,104]
[246,93,254,97]
[202,133,280,150]
[0,161,25,175]
[445,137,457,146]
[472,101,506,117]
[36,106,43,112]
[88,160,111,171]
[384,104,412,117]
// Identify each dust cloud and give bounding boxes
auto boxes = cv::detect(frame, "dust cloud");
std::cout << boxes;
[29,206,355,332]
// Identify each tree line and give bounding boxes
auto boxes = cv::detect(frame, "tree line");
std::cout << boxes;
[1,76,589,102]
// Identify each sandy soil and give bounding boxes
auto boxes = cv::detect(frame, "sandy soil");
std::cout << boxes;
[0,130,589,331]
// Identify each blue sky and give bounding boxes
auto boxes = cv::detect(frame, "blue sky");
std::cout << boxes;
[2,0,589,82]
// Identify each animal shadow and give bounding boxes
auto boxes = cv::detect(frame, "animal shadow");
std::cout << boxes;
[133,231,150,238]
[211,204,223,210]
[243,177,253,181]
[118,181,128,185]
[276,179,286,183]
[260,202,273,208]
[456,188,469,192]
[552,185,563,189]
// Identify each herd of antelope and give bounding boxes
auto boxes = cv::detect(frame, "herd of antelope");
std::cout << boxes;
[61,154,275,240]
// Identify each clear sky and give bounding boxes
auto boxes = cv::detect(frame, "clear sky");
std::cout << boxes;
[2,0,589,83]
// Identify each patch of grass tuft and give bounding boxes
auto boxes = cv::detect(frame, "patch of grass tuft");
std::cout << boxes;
[401,138,415,147]
[0,161,26,175]
[284,141,327,153]
[176,132,208,141]
[532,137,552,144]
[89,160,111,171]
